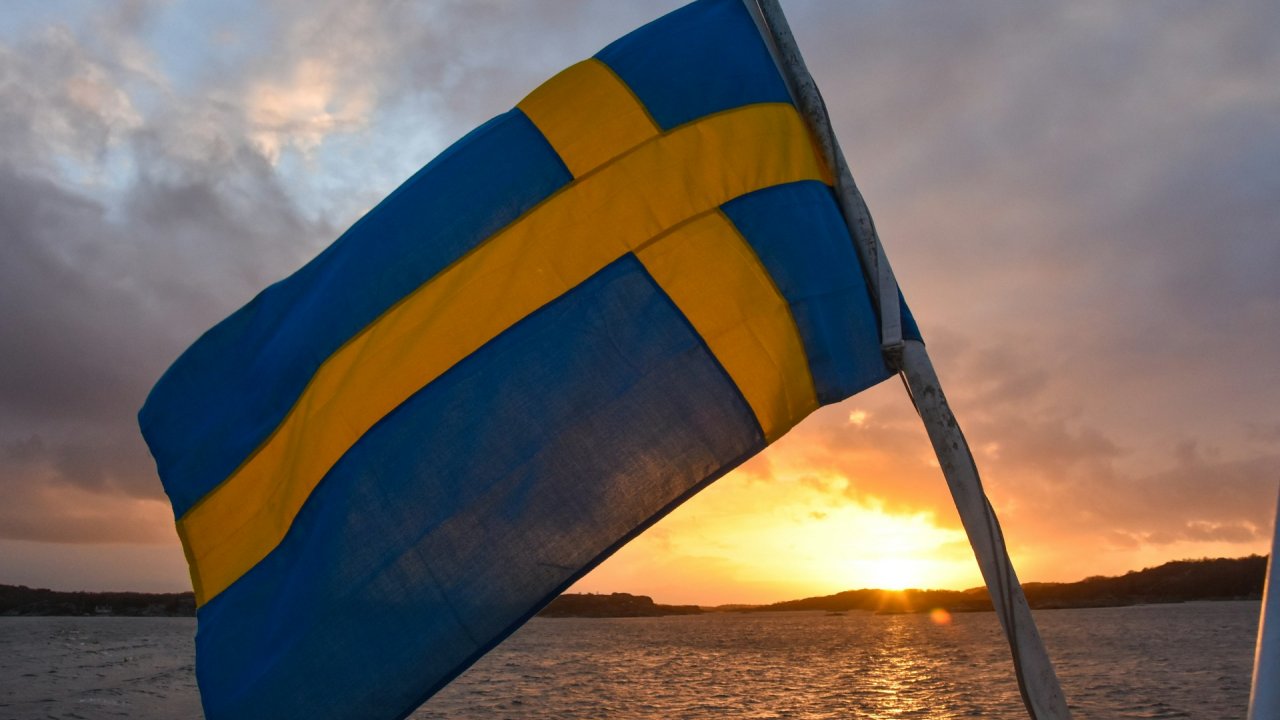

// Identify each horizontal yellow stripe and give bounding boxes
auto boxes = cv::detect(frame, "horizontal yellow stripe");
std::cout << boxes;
[180,102,829,606]
[636,212,817,441]
[517,59,659,177]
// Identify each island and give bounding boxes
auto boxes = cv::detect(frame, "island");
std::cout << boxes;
[754,555,1267,614]
[0,584,195,617]
[537,592,703,618]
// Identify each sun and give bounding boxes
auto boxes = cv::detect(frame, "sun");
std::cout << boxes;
[855,557,929,591]
[724,492,978,594]
[796,501,974,592]
[574,470,983,604]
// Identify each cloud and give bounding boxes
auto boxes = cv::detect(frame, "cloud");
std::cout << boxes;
[246,57,374,162]
[753,330,1278,585]
[786,1,1280,403]
[0,8,330,541]
[0,455,174,544]
[0,0,1276,597]
[0,0,694,548]
[753,0,1280,583]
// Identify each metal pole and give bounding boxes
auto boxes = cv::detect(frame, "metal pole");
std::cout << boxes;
[901,340,1070,719]
[745,2,1071,717]
[1249,486,1280,719]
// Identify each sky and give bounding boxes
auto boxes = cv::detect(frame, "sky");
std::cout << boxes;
[0,1,1277,606]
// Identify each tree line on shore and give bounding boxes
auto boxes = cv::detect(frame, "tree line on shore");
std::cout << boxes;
[0,555,1266,618]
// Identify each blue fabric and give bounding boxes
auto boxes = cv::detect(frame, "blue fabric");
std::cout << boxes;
[139,2,927,718]
[596,0,792,130]
[722,181,917,404]
[195,257,762,720]
[139,110,571,516]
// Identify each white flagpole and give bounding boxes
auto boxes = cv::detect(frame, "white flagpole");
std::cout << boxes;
[1249,486,1280,719]
[745,2,1070,718]
[900,340,1070,719]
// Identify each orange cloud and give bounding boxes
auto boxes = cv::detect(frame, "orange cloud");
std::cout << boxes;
[247,58,374,163]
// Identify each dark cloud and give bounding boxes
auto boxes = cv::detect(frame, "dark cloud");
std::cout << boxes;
[0,6,330,538]
[0,0,691,545]
[789,2,1280,387]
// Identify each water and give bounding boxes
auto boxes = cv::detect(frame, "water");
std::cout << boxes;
[0,616,198,719]
[0,602,1258,719]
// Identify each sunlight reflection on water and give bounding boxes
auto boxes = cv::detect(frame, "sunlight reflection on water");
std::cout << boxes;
[0,601,1257,719]
[420,602,1256,719]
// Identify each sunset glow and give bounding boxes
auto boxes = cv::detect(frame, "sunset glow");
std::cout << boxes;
[0,2,1275,612]
[571,410,986,606]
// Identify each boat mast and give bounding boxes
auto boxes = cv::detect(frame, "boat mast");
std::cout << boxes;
[744,2,1071,717]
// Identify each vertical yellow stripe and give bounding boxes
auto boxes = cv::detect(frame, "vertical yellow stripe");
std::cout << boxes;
[636,212,818,442]
[517,59,660,177]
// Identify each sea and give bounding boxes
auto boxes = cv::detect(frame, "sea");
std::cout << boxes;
[0,601,1258,719]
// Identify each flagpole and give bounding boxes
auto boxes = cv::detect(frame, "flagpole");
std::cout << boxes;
[899,341,1070,719]
[745,2,1070,718]
[742,0,903,367]
[1248,486,1280,719]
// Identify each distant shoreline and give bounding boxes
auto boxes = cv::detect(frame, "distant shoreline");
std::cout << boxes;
[743,556,1266,617]
[1,555,1265,619]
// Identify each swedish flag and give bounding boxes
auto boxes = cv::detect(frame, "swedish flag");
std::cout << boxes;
[140,1,919,717]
